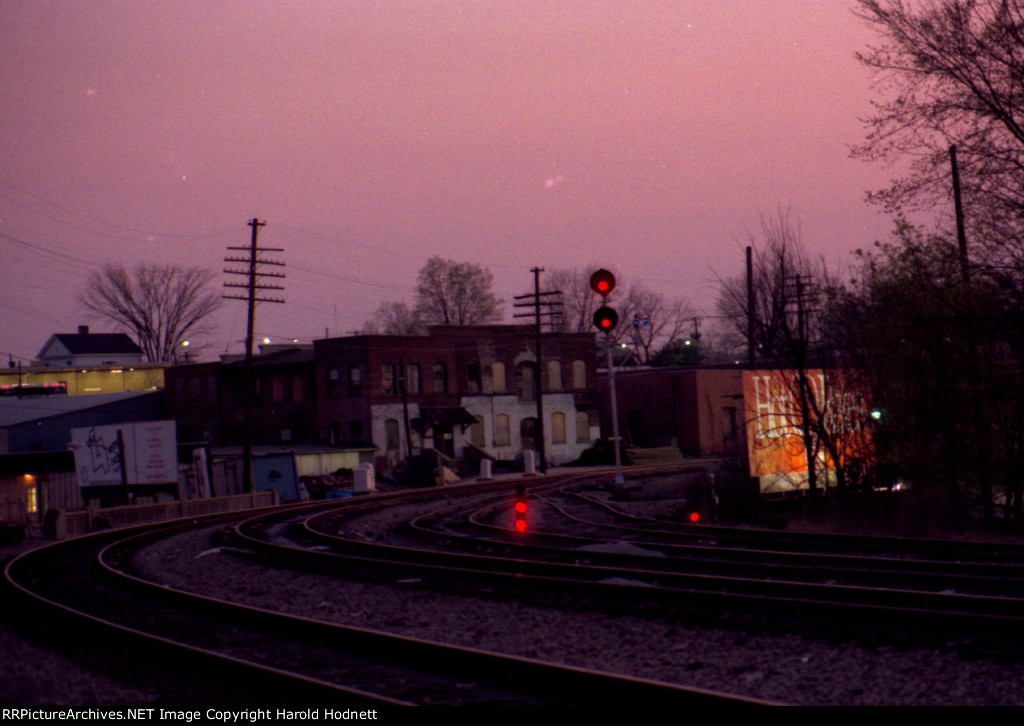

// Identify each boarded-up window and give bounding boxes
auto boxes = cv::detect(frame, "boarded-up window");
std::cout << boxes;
[547,360,562,391]
[470,415,485,447]
[576,412,591,442]
[271,376,285,403]
[492,362,506,393]
[551,412,566,443]
[494,414,510,446]
[572,360,587,389]
[517,362,537,402]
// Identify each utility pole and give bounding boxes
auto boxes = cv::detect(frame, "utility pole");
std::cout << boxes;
[224,219,285,493]
[513,268,560,473]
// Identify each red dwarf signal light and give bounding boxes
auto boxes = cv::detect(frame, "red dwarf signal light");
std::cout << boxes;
[590,269,616,297]
[514,484,528,533]
[593,306,619,332]
[689,511,700,523]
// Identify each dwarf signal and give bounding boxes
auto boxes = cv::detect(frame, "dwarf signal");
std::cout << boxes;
[514,484,528,533]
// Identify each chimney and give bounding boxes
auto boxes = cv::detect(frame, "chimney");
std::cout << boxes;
[78,325,89,335]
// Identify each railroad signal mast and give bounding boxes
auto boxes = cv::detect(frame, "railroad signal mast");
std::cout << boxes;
[590,269,624,487]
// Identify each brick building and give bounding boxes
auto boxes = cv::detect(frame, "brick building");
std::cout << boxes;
[315,326,599,472]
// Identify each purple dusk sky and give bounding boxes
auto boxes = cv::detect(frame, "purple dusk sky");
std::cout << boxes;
[1,1,910,362]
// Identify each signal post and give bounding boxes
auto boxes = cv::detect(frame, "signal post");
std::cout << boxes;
[590,269,624,488]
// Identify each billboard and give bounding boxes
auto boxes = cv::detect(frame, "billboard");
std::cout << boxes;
[744,370,872,484]
[71,420,177,486]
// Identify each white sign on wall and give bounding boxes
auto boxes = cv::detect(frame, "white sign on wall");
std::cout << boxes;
[71,420,177,487]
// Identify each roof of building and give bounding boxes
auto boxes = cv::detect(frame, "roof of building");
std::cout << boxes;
[38,332,143,358]
[0,390,163,428]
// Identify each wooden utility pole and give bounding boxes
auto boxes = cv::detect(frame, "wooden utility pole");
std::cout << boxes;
[513,267,560,473]
[224,219,285,492]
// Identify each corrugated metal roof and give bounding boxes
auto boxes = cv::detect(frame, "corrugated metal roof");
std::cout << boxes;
[0,390,161,427]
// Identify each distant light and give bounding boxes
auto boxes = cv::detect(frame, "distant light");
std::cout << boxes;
[263,337,271,344]
[871,410,882,420]
[689,511,700,523]
[684,339,691,346]
[181,340,190,347]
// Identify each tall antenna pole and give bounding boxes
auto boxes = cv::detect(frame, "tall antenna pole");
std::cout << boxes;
[224,218,285,492]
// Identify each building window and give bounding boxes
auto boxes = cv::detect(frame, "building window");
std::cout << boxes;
[494,414,510,446]
[328,421,341,445]
[410,418,423,450]
[470,415,485,447]
[407,364,421,394]
[189,377,202,404]
[350,419,364,438]
[492,362,506,393]
[433,362,448,393]
[572,359,587,389]
[271,375,285,403]
[279,427,293,443]
[348,365,362,396]
[327,367,340,396]
[547,360,562,392]
[24,476,38,515]
[576,412,591,443]
[551,412,566,444]
[467,362,481,393]
[385,418,400,451]
[207,375,218,404]
[517,362,537,402]
[382,364,396,395]
[292,375,304,404]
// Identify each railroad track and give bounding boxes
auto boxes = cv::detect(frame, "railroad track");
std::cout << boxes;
[3,485,769,707]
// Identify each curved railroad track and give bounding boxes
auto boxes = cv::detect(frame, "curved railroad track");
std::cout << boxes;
[3,473,771,708]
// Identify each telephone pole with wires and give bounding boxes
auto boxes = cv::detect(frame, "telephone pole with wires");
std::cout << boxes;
[224,218,285,492]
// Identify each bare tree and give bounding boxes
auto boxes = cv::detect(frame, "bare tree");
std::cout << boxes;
[853,0,1024,261]
[363,301,425,335]
[414,257,503,326]
[80,263,221,362]
[621,285,695,364]
[716,212,857,494]
[546,266,606,333]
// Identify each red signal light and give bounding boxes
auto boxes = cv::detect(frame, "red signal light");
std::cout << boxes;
[514,484,528,533]
[593,306,619,332]
[589,269,616,297]
[689,511,700,523]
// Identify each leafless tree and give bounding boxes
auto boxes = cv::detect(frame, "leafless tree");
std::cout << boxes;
[414,257,503,326]
[363,301,425,335]
[853,0,1024,262]
[621,285,695,364]
[547,266,694,361]
[80,263,221,362]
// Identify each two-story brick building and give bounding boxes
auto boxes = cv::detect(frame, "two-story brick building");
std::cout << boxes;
[315,326,599,472]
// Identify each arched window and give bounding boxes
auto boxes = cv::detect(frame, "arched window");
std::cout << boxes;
[551,412,566,443]
[572,359,587,389]
[494,414,510,446]
[467,362,482,393]
[517,362,538,402]
[576,412,591,443]
[406,364,421,394]
[491,362,506,393]
[469,415,485,447]
[547,360,562,391]
[433,362,448,393]
[385,418,400,451]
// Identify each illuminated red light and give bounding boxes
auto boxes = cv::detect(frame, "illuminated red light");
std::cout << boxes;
[514,519,527,532]
[689,511,700,523]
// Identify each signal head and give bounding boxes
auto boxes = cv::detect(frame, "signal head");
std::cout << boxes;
[590,269,616,296]
[593,306,619,332]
